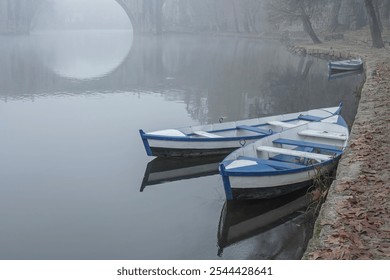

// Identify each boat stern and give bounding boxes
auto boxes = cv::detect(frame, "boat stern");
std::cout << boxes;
[139,129,154,156]
[219,163,233,201]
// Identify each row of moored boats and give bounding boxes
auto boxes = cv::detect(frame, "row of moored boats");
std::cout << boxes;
[139,103,349,200]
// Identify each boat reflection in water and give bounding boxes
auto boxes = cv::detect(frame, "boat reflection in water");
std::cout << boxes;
[328,69,363,80]
[140,155,225,192]
[217,189,317,259]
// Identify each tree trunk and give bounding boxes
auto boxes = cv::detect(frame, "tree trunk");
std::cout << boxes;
[385,0,390,19]
[385,0,390,28]
[232,0,240,33]
[329,0,342,32]
[373,0,383,31]
[364,0,385,48]
[298,3,322,44]
[155,0,164,35]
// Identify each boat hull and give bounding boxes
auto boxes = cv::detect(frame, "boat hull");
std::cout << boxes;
[142,134,261,157]
[149,146,240,157]
[221,160,338,200]
[328,59,363,71]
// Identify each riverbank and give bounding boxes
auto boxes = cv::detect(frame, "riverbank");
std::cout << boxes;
[295,28,390,259]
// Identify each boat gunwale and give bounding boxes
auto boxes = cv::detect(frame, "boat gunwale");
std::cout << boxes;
[219,155,341,177]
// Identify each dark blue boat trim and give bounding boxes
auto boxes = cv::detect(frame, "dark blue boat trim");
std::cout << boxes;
[139,129,153,156]
[335,102,343,115]
[142,133,268,142]
[236,125,272,135]
[221,157,340,176]
[220,164,233,200]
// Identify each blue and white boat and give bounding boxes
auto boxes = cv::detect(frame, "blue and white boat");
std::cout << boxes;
[139,104,343,157]
[219,115,349,200]
[328,58,363,71]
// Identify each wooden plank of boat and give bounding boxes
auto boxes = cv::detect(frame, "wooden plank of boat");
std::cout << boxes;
[236,125,272,134]
[148,129,186,137]
[256,146,333,162]
[267,120,303,128]
[297,129,347,140]
[273,138,343,153]
[193,130,222,138]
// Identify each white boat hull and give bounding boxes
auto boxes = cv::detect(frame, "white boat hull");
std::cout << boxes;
[328,59,363,71]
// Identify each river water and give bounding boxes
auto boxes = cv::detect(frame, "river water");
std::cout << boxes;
[0,31,363,260]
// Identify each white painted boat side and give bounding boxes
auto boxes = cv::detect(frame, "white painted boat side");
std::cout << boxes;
[228,162,335,189]
[147,138,249,150]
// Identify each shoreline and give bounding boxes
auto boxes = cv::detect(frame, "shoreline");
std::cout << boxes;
[291,29,390,259]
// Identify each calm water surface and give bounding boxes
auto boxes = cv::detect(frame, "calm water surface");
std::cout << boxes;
[0,31,363,259]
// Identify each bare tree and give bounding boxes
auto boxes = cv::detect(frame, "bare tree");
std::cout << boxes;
[328,0,342,32]
[364,0,385,48]
[266,0,322,44]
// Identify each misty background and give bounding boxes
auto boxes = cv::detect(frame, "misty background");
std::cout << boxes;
[32,0,132,30]
[0,0,372,260]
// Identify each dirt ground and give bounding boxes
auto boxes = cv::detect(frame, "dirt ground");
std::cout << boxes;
[296,28,390,259]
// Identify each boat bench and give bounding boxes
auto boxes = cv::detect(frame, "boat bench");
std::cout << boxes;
[298,115,323,122]
[237,125,272,135]
[297,129,347,140]
[267,121,299,128]
[273,138,343,153]
[193,131,222,138]
[239,156,304,170]
[257,146,332,162]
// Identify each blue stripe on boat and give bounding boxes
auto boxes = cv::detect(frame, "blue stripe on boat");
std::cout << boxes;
[236,125,272,135]
[139,129,153,156]
[219,164,233,200]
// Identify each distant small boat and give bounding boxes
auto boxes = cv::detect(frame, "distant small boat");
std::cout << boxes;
[328,58,363,71]
[139,104,343,157]
[219,115,349,200]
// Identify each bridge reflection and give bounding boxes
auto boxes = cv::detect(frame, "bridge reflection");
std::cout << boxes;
[0,34,361,125]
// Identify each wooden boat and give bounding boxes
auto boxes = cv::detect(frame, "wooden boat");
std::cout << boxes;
[217,189,312,257]
[219,115,349,200]
[328,58,363,71]
[139,104,343,157]
[140,156,224,192]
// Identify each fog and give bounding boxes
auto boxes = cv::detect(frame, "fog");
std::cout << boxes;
[0,0,373,262]
[32,0,132,31]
